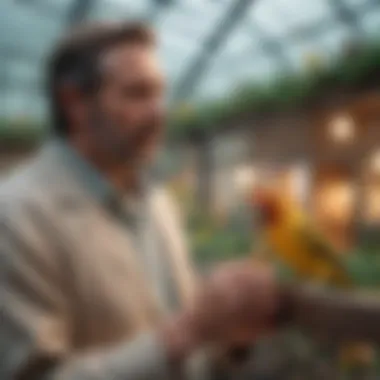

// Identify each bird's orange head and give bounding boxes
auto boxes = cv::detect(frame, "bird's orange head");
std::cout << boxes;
[250,187,284,227]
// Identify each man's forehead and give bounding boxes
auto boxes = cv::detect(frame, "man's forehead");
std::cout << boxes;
[102,44,161,74]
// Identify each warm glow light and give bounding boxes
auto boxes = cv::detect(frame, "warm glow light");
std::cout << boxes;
[317,182,355,223]
[328,114,355,142]
[370,149,380,174]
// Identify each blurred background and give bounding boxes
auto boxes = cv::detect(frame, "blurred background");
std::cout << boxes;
[2,0,380,378]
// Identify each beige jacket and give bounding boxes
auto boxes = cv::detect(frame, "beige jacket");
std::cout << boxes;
[0,140,206,380]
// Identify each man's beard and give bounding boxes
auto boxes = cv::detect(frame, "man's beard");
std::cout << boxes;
[91,116,161,167]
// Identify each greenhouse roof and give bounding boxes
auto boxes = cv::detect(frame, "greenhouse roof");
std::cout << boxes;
[1,0,380,126]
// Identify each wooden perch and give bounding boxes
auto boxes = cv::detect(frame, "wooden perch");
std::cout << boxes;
[283,284,380,343]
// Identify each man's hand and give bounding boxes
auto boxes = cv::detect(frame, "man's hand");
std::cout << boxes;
[161,260,282,364]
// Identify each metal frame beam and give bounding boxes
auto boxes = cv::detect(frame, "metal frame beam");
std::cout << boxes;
[172,0,255,103]
[9,0,380,103]
[247,0,380,64]
[245,21,292,69]
[171,0,378,103]
[285,0,378,43]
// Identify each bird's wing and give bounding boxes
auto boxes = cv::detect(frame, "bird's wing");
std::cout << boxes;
[296,222,353,287]
[296,222,346,270]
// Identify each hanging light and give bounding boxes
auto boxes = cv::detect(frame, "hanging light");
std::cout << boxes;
[328,114,355,143]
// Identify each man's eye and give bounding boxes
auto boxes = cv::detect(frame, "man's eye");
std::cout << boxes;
[121,82,163,100]
[122,85,149,99]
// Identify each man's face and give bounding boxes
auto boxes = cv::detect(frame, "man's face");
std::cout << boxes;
[88,43,166,166]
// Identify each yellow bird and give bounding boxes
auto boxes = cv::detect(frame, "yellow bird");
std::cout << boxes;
[250,187,375,368]
[250,187,350,287]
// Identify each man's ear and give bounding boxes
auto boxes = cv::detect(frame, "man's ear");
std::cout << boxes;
[58,84,88,128]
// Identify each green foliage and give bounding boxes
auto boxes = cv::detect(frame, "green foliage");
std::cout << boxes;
[346,249,380,288]
[187,206,380,378]
[0,119,46,148]
[169,39,380,140]
[188,208,253,266]
[189,207,380,289]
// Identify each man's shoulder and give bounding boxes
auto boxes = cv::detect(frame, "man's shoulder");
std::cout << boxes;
[0,159,67,292]
[0,141,69,205]
[0,149,59,224]
[0,159,38,206]
[0,155,66,260]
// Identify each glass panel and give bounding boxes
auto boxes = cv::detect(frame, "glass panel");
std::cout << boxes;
[3,0,380,113]
[223,26,261,55]
[110,0,151,13]
[360,8,380,37]
[6,90,44,119]
[89,0,151,21]
[250,0,334,38]
[1,1,64,59]
[231,57,278,83]
[196,55,277,100]
[7,61,40,84]
[159,1,226,42]
[44,0,76,13]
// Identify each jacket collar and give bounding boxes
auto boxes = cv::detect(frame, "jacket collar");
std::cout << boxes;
[39,138,151,221]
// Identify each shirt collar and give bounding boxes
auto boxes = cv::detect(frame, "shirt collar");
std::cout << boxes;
[49,138,149,218]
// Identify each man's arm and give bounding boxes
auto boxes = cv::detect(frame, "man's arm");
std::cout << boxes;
[0,206,200,380]
[0,200,280,380]
[283,283,380,343]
